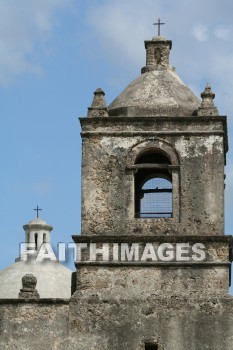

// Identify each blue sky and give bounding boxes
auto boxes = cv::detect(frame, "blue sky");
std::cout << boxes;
[0,0,232,293]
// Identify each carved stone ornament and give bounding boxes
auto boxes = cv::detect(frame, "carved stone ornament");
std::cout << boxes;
[18,274,40,299]
[88,88,109,117]
[197,83,219,116]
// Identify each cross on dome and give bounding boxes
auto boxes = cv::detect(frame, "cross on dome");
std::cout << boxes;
[153,18,165,36]
[33,205,43,219]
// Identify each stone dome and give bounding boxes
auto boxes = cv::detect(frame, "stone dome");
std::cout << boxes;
[108,36,200,117]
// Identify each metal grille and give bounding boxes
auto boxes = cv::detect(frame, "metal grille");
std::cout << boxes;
[139,178,172,218]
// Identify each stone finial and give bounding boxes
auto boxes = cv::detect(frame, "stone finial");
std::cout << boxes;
[88,88,109,118]
[18,274,40,299]
[197,83,219,116]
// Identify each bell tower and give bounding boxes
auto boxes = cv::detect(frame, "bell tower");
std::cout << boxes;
[71,34,232,350]
[79,35,226,238]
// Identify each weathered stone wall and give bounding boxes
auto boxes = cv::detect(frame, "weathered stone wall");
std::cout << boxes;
[0,300,69,350]
[1,295,232,349]
[69,295,233,350]
[74,265,230,298]
[80,116,227,236]
[0,294,232,349]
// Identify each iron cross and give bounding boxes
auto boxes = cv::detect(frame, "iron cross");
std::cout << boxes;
[153,18,165,36]
[33,205,43,218]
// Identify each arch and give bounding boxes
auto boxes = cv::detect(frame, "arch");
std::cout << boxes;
[136,149,171,165]
[126,138,180,221]
[127,138,180,167]
[134,149,173,218]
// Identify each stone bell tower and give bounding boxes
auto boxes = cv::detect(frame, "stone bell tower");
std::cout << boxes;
[70,33,233,350]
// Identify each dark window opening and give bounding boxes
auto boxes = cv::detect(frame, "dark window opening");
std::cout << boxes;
[35,233,38,250]
[154,48,161,64]
[135,151,172,218]
[43,233,46,243]
[136,151,169,164]
[145,343,158,350]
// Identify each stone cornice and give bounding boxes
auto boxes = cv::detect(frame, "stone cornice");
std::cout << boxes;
[72,234,232,244]
[23,223,53,231]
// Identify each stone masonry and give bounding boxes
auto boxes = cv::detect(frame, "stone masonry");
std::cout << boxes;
[0,34,232,350]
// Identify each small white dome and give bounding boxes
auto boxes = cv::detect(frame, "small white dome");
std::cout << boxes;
[0,259,72,299]
[28,217,48,225]
[0,215,73,299]
[23,217,53,232]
